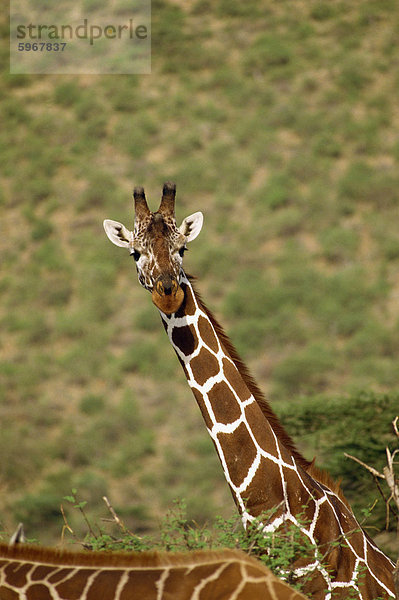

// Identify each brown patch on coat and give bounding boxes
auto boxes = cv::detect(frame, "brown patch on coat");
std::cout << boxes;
[172,324,197,356]
[208,381,242,425]
[217,422,258,488]
[198,315,219,353]
[189,347,220,386]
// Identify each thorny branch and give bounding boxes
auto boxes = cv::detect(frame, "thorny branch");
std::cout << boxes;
[344,416,399,530]
[102,495,135,537]
[345,416,399,598]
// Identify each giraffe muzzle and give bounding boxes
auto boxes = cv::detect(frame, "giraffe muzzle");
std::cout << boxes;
[152,275,184,315]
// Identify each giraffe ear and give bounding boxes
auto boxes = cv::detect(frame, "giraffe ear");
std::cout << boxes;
[103,219,132,248]
[179,212,203,242]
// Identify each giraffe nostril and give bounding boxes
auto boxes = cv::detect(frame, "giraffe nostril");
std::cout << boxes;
[155,275,177,296]
[163,281,173,295]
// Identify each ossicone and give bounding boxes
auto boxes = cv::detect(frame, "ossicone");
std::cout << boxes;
[158,181,176,217]
[133,186,150,220]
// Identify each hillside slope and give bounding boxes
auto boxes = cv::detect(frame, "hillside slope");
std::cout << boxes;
[1,0,398,549]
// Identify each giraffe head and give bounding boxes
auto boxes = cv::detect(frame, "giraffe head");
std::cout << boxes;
[103,182,203,314]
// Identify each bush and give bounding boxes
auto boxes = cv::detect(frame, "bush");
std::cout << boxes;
[79,394,106,415]
[31,218,54,241]
[278,391,398,533]
[14,492,61,530]
[313,133,342,158]
[106,77,141,112]
[319,226,359,263]
[25,177,53,203]
[310,3,336,21]
[339,162,399,208]
[53,81,81,107]
[260,173,295,210]
[244,34,293,73]
[338,58,371,95]
[216,0,263,18]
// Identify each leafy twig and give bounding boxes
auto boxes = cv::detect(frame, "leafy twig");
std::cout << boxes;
[63,489,97,540]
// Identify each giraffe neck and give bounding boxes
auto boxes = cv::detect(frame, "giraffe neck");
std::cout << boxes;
[160,274,395,599]
[160,273,305,521]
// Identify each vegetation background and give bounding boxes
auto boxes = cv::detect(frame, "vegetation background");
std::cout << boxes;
[1,0,398,558]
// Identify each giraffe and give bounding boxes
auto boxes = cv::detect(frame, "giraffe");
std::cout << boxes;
[103,183,396,599]
[0,543,308,599]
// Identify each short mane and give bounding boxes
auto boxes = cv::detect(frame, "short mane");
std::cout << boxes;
[0,544,266,570]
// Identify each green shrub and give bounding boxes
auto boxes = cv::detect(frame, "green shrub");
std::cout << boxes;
[79,394,106,415]
[84,114,108,139]
[319,226,359,263]
[14,492,61,529]
[380,235,399,261]
[74,94,103,121]
[345,118,381,155]
[346,321,398,360]
[313,133,342,158]
[338,161,399,209]
[106,77,141,112]
[1,99,30,124]
[244,34,293,72]
[22,314,51,345]
[25,177,53,203]
[260,173,295,210]
[4,74,31,88]
[338,59,371,95]
[310,3,336,21]
[151,3,188,73]
[278,391,398,533]
[268,207,305,237]
[216,0,263,18]
[53,81,81,107]
[42,273,73,306]
[31,218,54,241]
[60,496,371,592]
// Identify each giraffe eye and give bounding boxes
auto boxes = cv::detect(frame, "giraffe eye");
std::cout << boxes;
[178,246,187,257]
[131,249,141,261]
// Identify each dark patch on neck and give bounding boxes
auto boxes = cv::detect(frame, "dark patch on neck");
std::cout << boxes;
[174,281,197,318]
[172,324,197,356]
